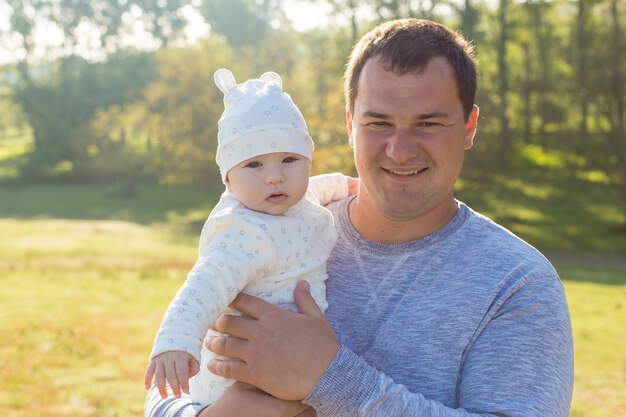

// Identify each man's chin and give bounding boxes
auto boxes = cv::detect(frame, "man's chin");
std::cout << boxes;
[377,200,426,221]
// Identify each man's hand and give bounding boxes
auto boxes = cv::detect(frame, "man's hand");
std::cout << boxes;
[206,280,340,400]
[199,382,313,417]
[144,350,199,399]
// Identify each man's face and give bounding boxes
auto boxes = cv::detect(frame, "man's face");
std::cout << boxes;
[347,56,478,222]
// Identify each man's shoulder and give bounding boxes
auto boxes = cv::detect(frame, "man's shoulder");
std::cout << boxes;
[325,196,351,216]
[460,203,556,275]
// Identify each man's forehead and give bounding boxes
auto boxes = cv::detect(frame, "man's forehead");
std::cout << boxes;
[355,57,460,113]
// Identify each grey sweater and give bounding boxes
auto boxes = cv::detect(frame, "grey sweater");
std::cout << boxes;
[145,198,574,417]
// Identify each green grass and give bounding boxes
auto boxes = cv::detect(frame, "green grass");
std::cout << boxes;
[560,267,626,417]
[1,140,625,415]
[458,147,626,254]
[0,218,196,416]
[1,218,624,416]
[0,183,222,228]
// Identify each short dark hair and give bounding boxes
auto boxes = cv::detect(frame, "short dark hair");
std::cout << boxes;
[344,19,478,120]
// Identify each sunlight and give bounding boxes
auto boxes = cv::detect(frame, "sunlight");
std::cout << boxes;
[283,0,334,31]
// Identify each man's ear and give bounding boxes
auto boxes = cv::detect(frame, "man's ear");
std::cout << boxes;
[346,109,354,147]
[464,105,479,150]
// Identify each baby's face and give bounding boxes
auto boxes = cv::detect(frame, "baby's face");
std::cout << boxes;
[226,152,311,215]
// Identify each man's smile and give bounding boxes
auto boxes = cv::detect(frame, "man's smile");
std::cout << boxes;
[382,167,429,176]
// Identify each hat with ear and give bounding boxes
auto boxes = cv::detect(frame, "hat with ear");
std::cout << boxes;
[214,68,313,183]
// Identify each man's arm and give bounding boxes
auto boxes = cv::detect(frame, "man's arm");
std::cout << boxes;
[207,278,573,416]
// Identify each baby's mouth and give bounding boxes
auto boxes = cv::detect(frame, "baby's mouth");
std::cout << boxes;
[267,192,287,202]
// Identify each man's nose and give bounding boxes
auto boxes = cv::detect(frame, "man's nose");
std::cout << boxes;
[386,128,419,163]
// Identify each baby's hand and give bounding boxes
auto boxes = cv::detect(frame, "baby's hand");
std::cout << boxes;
[144,351,200,399]
[346,176,359,195]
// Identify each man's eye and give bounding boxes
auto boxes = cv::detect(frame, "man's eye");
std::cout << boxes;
[368,121,390,127]
[418,122,442,128]
[245,161,261,168]
[283,157,298,163]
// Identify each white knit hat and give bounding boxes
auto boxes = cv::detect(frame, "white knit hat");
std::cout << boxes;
[214,68,314,183]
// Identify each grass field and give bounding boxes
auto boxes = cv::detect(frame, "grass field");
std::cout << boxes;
[0,182,624,417]
[0,218,193,416]
[1,215,624,416]
[1,139,625,415]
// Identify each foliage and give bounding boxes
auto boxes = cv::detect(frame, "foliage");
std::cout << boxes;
[131,0,190,46]
[0,129,32,179]
[289,28,354,147]
[311,144,356,177]
[15,52,157,181]
[135,39,234,185]
[0,0,624,204]
[2,0,189,62]
[199,0,282,47]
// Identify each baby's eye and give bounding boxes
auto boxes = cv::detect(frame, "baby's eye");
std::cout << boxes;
[283,156,299,163]
[245,161,262,168]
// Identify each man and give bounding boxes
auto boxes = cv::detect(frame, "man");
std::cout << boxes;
[146,18,574,417]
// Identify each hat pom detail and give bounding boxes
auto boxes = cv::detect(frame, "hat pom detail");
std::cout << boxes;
[214,68,237,95]
[259,71,282,89]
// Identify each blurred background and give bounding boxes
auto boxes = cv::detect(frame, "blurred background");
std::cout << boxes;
[0,0,624,416]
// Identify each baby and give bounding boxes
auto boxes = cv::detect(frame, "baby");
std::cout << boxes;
[144,68,350,408]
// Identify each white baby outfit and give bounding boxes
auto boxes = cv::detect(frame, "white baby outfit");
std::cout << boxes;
[149,69,347,406]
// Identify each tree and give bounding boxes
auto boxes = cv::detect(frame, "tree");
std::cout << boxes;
[132,0,189,47]
[0,0,187,180]
[293,29,352,147]
[454,0,482,43]
[496,0,511,156]
[608,0,625,202]
[576,0,590,142]
[14,53,157,180]
[199,0,287,47]
[331,0,365,42]
[135,39,234,185]
[522,0,569,150]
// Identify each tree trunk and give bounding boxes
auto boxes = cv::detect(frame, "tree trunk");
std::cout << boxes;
[577,0,589,143]
[350,4,358,43]
[609,0,625,203]
[534,2,550,150]
[522,42,533,144]
[497,0,510,156]
[459,0,480,43]
[333,0,359,43]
